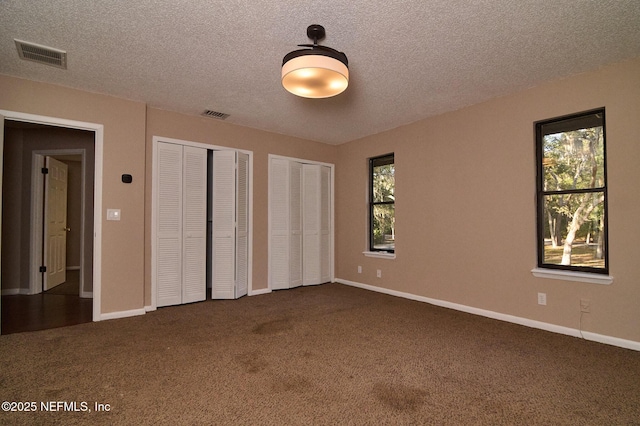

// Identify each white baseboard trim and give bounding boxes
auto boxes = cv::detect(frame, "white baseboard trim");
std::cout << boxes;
[335,278,640,352]
[579,331,640,351]
[144,305,156,313]
[249,288,271,296]
[99,308,146,321]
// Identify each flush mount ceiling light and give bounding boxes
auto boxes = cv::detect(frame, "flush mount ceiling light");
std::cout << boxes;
[282,24,349,99]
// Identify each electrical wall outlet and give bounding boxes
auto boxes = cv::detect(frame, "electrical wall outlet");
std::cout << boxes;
[357,266,362,274]
[580,299,591,313]
[538,292,547,305]
[376,269,382,278]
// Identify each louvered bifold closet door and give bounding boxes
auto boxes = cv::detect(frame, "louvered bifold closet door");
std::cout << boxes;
[182,146,207,304]
[235,152,249,298]
[289,162,303,288]
[320,166,331,283]
[156,142,183,307]
[269,158,290,290]
[302,164,322,285]
[211,150,236,299]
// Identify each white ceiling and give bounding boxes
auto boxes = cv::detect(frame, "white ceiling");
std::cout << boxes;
[1,1,640,145]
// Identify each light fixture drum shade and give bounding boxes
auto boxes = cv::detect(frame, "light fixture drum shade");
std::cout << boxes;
[282,54,349,99]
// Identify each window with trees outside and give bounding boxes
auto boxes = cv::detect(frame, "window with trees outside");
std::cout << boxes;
[369,153,395,253]
[535,108,608,274]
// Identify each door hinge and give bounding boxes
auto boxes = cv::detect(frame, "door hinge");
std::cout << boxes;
[39,266,47,273]
[41,167,49,174]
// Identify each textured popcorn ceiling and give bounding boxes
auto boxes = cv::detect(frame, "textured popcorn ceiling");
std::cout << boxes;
[1,1,639,145]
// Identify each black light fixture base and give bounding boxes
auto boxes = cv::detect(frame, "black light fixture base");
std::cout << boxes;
[283,23,348,67]
[306,24,326,44]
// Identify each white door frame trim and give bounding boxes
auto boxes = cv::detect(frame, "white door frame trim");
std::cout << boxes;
[1,110,104,322]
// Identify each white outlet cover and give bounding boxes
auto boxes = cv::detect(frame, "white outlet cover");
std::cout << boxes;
[107,209,121,221]
[538,292,547,305]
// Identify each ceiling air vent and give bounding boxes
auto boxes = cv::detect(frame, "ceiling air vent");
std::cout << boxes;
[202,110,230,120]
[15,39,67,69]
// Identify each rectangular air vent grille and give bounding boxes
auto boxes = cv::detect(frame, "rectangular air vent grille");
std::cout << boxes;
[202,110,230,120]
[15,39,67,69]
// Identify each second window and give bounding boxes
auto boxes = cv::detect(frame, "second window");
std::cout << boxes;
[369,153,395,253]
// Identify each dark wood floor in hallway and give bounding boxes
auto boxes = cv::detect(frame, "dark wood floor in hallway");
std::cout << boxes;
[1,271,92,335]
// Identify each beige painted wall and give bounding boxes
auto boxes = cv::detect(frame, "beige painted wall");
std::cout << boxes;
[335,57,640,343]
[0,75,146,314]
[144,108,338,305]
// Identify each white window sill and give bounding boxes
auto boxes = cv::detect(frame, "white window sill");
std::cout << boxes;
[531,268,613,285]
[363,251,396,259]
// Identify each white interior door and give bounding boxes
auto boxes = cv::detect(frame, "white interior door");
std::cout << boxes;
[211,150,249,299]
[156,142,183,307]
[269,157,290,290]
[182,146,207,304]
[289,162,303,288]
[156,142,243,306]
[320,166,331,283]
[269,158,333,290]
[211,150,236,299]
[235,152,249,298]
[302,164,321,285]
[43,156,68,290]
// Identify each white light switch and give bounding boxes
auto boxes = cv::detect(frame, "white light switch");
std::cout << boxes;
[107,209,121,221]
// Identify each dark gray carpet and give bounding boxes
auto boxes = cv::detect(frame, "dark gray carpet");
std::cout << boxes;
[1,283,639,425]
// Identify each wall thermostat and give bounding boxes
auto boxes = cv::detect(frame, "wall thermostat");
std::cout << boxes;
[122,174,133,183]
